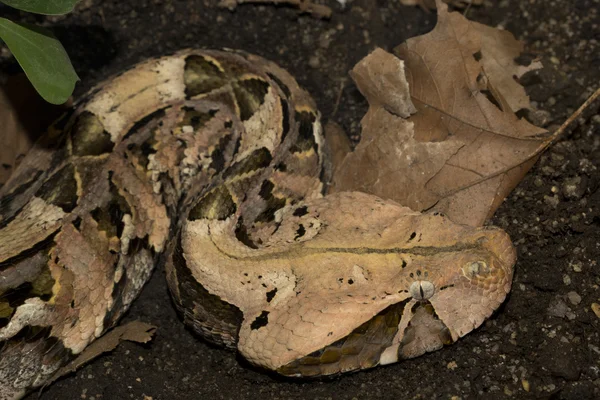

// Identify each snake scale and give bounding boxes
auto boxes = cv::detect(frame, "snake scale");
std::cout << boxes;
[0,49,516,399]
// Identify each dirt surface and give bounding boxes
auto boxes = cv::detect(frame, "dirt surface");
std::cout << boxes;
[1,0,598,398]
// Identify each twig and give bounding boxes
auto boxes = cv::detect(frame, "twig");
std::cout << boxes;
[544,86,600,151]
[463,1,473,17]
[218,0,332,19]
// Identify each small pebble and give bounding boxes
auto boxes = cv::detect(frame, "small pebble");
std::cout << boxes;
[562,176,586,200]
[591,303,600,319]
[543,195,559,208]
[547,297,576,320]
[308,55,320,69]
[567,291,582,305]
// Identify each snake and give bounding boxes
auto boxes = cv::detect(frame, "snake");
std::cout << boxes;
[0,49,517,399]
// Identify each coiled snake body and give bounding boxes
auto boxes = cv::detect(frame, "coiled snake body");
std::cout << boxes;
[0,50,516,399]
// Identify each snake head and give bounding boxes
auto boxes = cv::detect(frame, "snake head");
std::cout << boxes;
[379,225,517,364]
[256,193,517,377]
[182,191,516,377]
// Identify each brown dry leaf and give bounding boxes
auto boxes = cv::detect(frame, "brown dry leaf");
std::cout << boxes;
[330,0,553,227]
[0,75,70,186]
[47,321,156,386]
[473,22,543,113]
[345,48,417,118]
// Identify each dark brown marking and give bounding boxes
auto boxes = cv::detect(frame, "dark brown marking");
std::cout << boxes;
[233,78,270,121]
[90,179,131,238]
[290,111,317,153]
[179,107,217,132]
[71,111,114,156]
[122,108,167,141]
[72,216,82,230]
[234,217,259,249]
[222,147,272,180]
[279,98,291,141]
[189,186,237,221]
[255,180,286,223]
[172,234,243,347]
[184,55,227,98]
[274,162,287,172]
[266,288,277,303]
[35,164,78,213]
[293,206,308,217]
[294,224,306,240]
[209,134,233,172]
[266,72,291,98]
[250,311,270,330]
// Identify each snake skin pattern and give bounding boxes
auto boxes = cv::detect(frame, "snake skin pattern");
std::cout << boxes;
[0,49,517,399]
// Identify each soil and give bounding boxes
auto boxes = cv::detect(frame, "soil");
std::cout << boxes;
[1,0,598,399]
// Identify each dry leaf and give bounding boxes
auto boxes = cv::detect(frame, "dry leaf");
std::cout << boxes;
[348,48,416,118]
[0,74,70,186]
[330,0,553,227]
[47,321,156,386]
[473,22,543,113]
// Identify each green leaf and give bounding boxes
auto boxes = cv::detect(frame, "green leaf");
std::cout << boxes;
[0,0,80,15]
[0,18,78,104]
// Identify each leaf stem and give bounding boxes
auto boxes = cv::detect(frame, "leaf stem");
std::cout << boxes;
[544,87,600,151]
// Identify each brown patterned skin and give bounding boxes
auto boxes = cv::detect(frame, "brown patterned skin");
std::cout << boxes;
[0,49,516,399]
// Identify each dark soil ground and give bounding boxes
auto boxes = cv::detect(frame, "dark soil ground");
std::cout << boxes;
[1,0,599,399]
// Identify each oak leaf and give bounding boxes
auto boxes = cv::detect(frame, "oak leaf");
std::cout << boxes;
[330,0,554,227]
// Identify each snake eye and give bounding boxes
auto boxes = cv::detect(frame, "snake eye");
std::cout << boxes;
[463,261,489,278]
[409,280,435,300]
